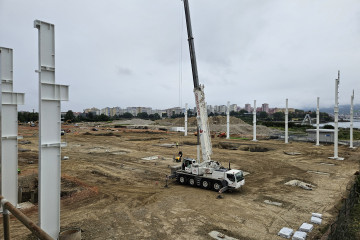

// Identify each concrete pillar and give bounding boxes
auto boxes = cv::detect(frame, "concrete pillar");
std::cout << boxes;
[285,99,289,144]
[350,90,355,148]
[316,97,320,146]
[252,100,257,141]
[329,71,344,160]
[184,103,188,136]
[226,101,230,139]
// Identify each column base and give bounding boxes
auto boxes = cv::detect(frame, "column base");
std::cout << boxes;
[328,156,344,160]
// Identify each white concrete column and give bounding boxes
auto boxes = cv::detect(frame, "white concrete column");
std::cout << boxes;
[252,100,257,141]
[35,20,69,239]
[184,103,188,136]
[350,90,355,148]
[0,47,25,207]
[226,101,230,139]
[285,99,289,144]
[316,97,320,146]
[329,71,343,160]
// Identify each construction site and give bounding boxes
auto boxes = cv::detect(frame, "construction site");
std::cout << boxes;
[1,117,357,239]
[1,1,359,239]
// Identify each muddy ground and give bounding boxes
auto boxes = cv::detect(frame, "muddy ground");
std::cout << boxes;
[2,123,360,240]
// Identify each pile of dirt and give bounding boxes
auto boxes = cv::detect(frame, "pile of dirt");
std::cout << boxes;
[112,119,155,126]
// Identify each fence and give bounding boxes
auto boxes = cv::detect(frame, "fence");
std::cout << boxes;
[327,175,360,239]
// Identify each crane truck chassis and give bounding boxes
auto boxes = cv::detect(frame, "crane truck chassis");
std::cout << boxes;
[170,158,245,192]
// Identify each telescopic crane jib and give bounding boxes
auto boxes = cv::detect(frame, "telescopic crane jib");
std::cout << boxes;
[183,0,212,163]
[168,1,245,192]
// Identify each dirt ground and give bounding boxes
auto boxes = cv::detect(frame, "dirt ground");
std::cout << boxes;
[2,121,360,240]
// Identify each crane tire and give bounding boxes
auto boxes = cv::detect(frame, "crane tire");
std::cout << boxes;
[213,181,222,191]
[201,180,210,189]
[179,176,186,184]
[189,178,195,186]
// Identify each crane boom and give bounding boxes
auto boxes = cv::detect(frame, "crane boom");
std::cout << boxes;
[182,0,212,162]
[183,0,200,89]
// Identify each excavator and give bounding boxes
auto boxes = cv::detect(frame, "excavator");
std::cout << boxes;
[169,0,245,192]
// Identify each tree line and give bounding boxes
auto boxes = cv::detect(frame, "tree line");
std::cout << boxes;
[18,109,333,123]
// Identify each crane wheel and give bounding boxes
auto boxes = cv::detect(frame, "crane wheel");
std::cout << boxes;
[213,182,222,191]
[201,180,209,189]
[189,178,195,186]
[179,176,186,184]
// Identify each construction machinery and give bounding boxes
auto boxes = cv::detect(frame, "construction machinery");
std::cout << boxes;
[170,0,245,192]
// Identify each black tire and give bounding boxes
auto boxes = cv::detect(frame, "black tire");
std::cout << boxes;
[213,181,222,191]
[201,179,210,189]
[189,178,195,186]
[179,176,186,184]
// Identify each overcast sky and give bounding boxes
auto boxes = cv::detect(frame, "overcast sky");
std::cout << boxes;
[1,0,359,112]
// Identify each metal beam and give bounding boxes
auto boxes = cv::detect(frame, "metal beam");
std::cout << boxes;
[0,47,25,208]
[34,20,69,239]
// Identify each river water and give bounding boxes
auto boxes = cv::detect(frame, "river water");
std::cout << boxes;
[314,121,360,128]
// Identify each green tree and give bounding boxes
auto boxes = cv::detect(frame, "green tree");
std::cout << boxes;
[122,112,133,119]
[137,112,149,119]
[258,111,268,119]
[239,109,248,114]
[273,112,285,121]
[149,113,161,120]
[98,114,110,121]
[64,110,75,122]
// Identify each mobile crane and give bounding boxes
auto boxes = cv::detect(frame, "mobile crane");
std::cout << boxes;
[170,0,245,192]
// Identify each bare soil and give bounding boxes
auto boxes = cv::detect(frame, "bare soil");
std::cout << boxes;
[2,122,360,240]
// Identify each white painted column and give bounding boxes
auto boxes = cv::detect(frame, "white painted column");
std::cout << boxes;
[329,71,343,160]
[316,97,320,146]
[0,47,25,207]
[35,20,69,239]
[285,99,289,144]
[350,90,354,148]
[226,101,230,139]
[184,103,188,136]
[252,100,257,141]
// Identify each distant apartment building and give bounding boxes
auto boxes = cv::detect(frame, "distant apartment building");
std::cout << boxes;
[101,107,111,116]
[125,107,137,116]
[273,108,295,113]
[150,109,166,116]
[261,103,269,113]
[230,104,237,112]
[218,105,227,114]
[110,107,121,117]
[207,105,214,115]
[244,104,252,113]
[166,107,183,117]
[84,107,100,115]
